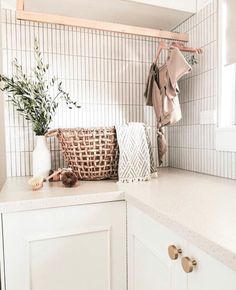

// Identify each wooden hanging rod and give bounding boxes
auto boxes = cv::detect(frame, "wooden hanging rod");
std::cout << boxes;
[17,0,24,10]
[16,0,189,42]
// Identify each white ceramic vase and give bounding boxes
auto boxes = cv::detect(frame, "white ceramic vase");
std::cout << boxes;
[32,135,51,177]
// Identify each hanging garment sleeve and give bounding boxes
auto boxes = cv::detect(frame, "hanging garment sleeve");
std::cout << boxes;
[157,126,167,165]
[166,47,192,96]
[144,63,155,106]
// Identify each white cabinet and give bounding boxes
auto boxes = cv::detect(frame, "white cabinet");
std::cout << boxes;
[128,205,236,290]
[3,201,126,290]
[23,0,196,32]
[128,206,188,290]
[187,243,236,290]
[2,200,236,290]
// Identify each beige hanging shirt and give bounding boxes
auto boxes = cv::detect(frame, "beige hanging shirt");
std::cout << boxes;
[145,47,192,165]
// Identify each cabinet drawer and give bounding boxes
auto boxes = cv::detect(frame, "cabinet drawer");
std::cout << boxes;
[128,205,187,253]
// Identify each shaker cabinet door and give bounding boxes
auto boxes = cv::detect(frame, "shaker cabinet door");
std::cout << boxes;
[187,243,236,290]
[128,205,188,290]
[3,201,126,290]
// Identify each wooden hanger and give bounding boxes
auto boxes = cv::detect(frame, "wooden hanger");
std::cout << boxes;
[171,42,203,54]
[154,41,167,63]
[154,41,203,63]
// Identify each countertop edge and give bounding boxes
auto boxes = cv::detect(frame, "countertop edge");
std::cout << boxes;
[0,190,126,213]
[125,193,236,273]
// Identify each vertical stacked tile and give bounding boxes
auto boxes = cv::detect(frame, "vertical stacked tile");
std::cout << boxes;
[1,9,170,176]
[169,0,236,179]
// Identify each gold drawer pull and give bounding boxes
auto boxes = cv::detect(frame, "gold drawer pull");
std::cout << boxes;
[181,257,197,273]
[168,245,182,260]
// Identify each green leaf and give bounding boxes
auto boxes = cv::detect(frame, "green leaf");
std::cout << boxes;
[0,37,81,135]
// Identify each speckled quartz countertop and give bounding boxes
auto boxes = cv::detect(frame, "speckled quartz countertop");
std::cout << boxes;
[1,168,236,271]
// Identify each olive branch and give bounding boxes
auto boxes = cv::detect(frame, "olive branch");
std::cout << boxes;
[0,38,80,135]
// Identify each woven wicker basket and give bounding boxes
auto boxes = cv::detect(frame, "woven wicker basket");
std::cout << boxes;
[47,127,119,181]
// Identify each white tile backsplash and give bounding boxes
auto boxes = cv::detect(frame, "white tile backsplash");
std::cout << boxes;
[170,0,236,179]
[4,1,233,179]
[2,9,170,177]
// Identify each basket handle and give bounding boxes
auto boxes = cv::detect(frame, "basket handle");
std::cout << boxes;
[45,129,59,137]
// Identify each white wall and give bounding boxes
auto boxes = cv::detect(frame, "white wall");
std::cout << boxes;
[197,0,213,10]
[169,0,236,179]
[0,1,7,188]
[2,0,15,10]
[0,96,6,188]
[2,9,170,176]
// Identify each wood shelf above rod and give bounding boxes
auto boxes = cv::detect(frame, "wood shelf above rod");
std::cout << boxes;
[16,0,189,42]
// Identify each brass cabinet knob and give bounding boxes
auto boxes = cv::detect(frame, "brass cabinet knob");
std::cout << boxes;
[181,257,197,273]
[168,245,182,260]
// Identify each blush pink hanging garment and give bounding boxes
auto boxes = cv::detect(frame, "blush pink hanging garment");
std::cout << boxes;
[144,47,192,165]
